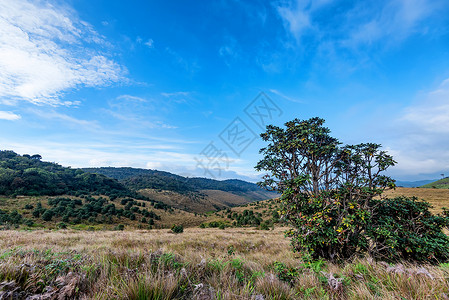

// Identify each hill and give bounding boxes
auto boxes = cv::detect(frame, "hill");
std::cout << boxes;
[420,177,449,189]
[83,167,278,212]
[82,167,274,194]
[0,152,277,229]
[0,151,129,197]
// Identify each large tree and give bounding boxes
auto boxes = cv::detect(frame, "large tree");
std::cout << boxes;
[256,117,440,261]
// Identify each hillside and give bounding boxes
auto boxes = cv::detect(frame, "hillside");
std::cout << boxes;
[420,177,449,189]
[0,151,129,197]
[82,167,275,194]
[83,167,278,212]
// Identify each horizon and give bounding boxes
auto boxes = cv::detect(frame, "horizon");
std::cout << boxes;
[1,0,449,182]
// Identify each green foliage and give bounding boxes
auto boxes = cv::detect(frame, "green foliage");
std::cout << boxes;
[171,224,184,234]
[272,261,299,285]
[114,224,125,231]
[57,222,67,229]
[0,151,130,197]
[200,220,229,229]
[41,209,54,221]
[256,117,449,263]
[420,177,449,189]
[230,210,263,227]
[368,196,449,263]
[0,209,23,225]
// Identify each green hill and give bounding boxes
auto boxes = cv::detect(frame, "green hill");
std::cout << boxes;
[83,167,278,213]
[0,151,130,197]
[420,177,449,189]
[82,167,273,194]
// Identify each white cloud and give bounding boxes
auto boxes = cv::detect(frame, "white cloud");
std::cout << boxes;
[401,78,449,133]
[144,39,154,48]
[275,0,334,43]
[105,94,177,129]
[344,0,439,48]
[275,0,442,50]
[29,109,100,129]
[161,92,190,98]
[269,89,303,103]
[383,77,449,179]
[0,110,21,120]
[116,94,148,102]
[0,0,126,106]
[276,1,312,43]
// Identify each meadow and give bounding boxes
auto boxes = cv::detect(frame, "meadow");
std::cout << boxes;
[1,227,449,299]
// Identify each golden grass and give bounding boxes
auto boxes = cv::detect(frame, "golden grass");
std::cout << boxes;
[1,227,449,299]
[383,187,449,213]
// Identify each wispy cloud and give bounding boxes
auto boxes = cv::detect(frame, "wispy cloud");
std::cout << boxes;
[269,89,304,103]
[106,94,177,129]
[29,109,100,129]
[343,0,441,48]
[0,0,126,106]
[219,35,241,66]
[165,47,200,75]
[275,0,443,52]
[401,78,449,133]
[116,95,148,102]
[0,110,21,121]
[383,78,449,179]
[144,39,154,48]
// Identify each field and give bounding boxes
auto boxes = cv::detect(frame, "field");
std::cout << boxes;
[1,227,449,299]
[2,187,449,299]
[383,187,449,213]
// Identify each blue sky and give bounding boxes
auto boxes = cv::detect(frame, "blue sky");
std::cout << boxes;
[1,0,449,182]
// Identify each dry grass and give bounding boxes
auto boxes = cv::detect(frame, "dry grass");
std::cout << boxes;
[1,227,449,299]
[383,187,449,213]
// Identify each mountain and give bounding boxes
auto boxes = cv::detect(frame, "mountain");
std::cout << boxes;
[82,167,278,213]
[395,179,437,188]
[420,177,449,189]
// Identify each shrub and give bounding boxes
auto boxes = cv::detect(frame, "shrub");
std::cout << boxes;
[368,196,449,263]
[115,224,125,231]
[171,224,183,234]
[57,222,67,229]
[23,219,34,227]
[41,210,54,221]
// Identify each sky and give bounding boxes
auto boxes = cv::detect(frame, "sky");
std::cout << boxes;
[1,0,449,182]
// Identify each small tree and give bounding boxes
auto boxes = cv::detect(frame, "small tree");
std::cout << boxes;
[258,118,418,262]
[171,224,184,234]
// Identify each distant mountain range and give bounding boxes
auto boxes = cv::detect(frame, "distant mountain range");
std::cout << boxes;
[420,177,449,189]
[395,179,438,188]
[0,151,277,214]
[82,167,278,213]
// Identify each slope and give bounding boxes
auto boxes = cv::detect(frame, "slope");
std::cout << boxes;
[83,167,278,213]
[420,177,449,189]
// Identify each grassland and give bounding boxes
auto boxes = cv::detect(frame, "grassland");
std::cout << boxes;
[2,187,449,298]
[383,187,449,213]
[1,227,449,299]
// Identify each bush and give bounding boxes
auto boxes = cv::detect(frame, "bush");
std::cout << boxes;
[41,210,54,221]
[171,224,183,234]
[23,219,34,227]
[57,222,67,229]
[368,196,449,263]
[114,224,125,231]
